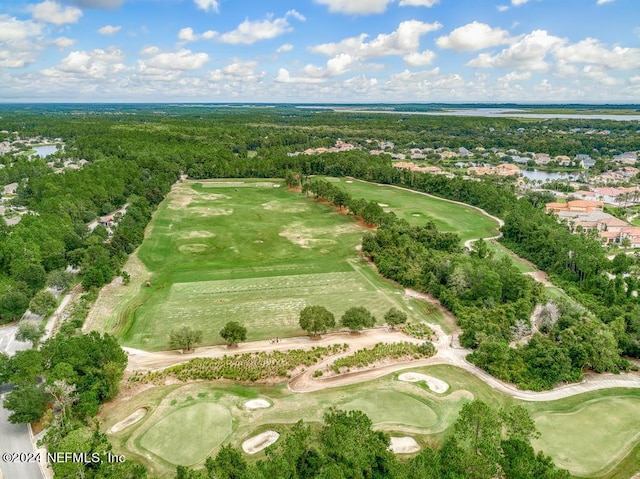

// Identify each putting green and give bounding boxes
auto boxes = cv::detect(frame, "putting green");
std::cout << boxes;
[342,390,438,429]
[532,396,640,476]
[139,402,232,466]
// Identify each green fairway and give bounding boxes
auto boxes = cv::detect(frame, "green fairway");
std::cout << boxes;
[116,179,441,350]
[139,401,232,466]
[342,390,439,428]
[323,177,499,242]
[532,396,640,477]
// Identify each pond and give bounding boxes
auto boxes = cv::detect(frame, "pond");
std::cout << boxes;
[520,169,582,182]
[31,144,62,158]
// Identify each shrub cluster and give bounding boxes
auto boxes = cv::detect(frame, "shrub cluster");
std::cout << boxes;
[402,322,434,340]
[329,341,435,374]
[135,344,347,383]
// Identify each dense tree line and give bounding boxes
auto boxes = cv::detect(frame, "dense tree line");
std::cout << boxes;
[172,401,568,479]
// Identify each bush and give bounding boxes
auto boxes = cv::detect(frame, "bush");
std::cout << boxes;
[329,342,435,374]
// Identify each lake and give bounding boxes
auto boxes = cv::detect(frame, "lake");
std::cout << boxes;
[520,169,582,182]
[31,144,62,158]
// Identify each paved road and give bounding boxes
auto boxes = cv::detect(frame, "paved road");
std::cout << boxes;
[0,397,43,479]
[0,325,31,357]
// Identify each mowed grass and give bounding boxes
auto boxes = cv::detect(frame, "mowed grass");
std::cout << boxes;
[104,365,640,478]
[139,401,232,466]
[120,179,440,350]
[323,177,499,243]
[531,395,640,477]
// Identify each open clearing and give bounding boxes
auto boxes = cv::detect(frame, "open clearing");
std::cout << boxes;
[322,177,499,243]
[102,179,443,350]
[103,366,640,478]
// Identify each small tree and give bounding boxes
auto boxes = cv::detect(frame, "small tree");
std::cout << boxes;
[3,383,48,424]
[299,305,335,338]
[28,290,57,316]
[341,306,376,333]
[169,326,203,352]
[220,321,247,348]
[384,308,407,330]
[16,321,46,347]
[46,269,75,291]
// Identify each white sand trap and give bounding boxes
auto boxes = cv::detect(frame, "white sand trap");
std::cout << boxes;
[412,214,421,217]
[346,180,353,183]
[389,437,420,454]
[398,373,449,393]
[245,399,271,410]
[109,408,147,434]
[242,431,280,454]
[378,203,389,207]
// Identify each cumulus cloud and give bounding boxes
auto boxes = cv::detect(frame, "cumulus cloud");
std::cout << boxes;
[468,30,565,71]
[28,1,82,25]
[596,0,614,4]
[275,68,325,83]
[497,71,532,83]
[98,25,121,35]
[51,36,76,49]
[403,50,436,66]
[42,47,126,79]
[303,53,357,78]
[314,0,392,14]
[139,48,209,71]
[398,0,439,6]
[194,0,219,12]
[554,38,640,69]
[277,43,294,53]
[311,20,442,58]
[0,15,42,42]
[177,27,218,43]
[218,10,304,45]
[437,22,511,51]
[512,0,530,5]
[69,0,124,8]
[209,60,265,82]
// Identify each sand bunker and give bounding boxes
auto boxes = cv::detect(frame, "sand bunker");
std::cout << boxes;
[378,203,389,207]
[245,399,271,410]
[242,431,280,454]
[398,373,449,393]
[109,408,147,434]
[389,437,420,454]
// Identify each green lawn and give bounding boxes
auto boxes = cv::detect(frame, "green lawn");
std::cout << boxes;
[104,366,640,479]
[117,179,441,350]
[322,177,500,243]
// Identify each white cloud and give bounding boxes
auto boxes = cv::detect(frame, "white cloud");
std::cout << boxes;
[437,22,511,52]
[140,46,160,56]
[497,71,532,82]
[69,0,123,8]
[312,20,442,58]
[140,48,209,71]
[277,43,294,53]
[314,0,392,14]
[194,0,219,12]
[597,0,615,4]
[0,15,42,42]
[51,37,76,49]
[209,60,265,82]
[28,1,82,26]
[43,47,126,79]
[403,50,436,66]
[554,38,640,70]
[398,0,439,6]
[218,11,304,45]
[178,27,198,42]
[497,5,509,11]
[468,30,565,71]
[512,0,530,5]
[98,25,121,35]
[275,68,326,83]
[304,53,357,78]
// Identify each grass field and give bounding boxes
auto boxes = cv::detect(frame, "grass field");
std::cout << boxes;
[321,177,500,243]
[110,179,443,350]
[103,365,640,478]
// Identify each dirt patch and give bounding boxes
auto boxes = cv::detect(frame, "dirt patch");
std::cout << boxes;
[189,207,234,216]
[183,231,216,239]
[389,436,420,454]
[245,399,271,410]
[262,200,308,213]
[199,193,230,201]
[242,431,280,454]
[109,408,147,434]
[398,372,449,393]
[279,223,337,249]
[178,244,208,253]
[525,271,553,286]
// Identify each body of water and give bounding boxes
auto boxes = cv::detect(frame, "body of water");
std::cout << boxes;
[520,169,582,182]
[333,107,640,122]
[31,144,61,158]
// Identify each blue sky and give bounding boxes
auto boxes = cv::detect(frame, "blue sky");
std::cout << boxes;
[0,0,638,102]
